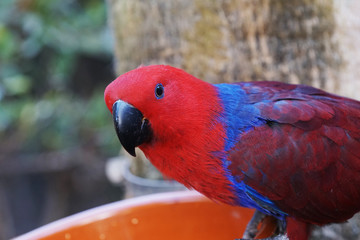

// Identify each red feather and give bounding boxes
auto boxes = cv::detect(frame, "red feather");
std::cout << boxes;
[105,65,237,204]
[228,82,360,224]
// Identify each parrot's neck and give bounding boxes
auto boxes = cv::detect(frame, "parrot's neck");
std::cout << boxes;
[139,82,240,205]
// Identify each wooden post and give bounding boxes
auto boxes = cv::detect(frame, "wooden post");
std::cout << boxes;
[107,0,360,99]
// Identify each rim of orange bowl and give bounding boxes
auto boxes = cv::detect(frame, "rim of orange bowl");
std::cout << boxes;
[12,191,205,240]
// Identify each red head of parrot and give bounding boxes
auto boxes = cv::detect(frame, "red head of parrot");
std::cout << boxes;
[104,65,236,203]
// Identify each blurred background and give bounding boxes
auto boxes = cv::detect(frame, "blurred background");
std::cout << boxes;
[1,0,360,239]
[0,0,122,239]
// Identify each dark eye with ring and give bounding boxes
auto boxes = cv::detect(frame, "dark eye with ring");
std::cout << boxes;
[155,83,164,99]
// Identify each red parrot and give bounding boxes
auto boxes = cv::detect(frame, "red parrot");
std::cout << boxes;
[104,65,360,240]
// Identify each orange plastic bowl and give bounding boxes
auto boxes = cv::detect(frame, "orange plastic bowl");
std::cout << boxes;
[14,191,270,240]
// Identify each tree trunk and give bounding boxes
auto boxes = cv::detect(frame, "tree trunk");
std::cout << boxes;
[107,0,360,99]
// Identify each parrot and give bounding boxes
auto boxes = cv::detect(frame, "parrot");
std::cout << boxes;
[104,65,360,240]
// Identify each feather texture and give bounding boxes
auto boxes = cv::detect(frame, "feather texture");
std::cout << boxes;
[220,81,360,224]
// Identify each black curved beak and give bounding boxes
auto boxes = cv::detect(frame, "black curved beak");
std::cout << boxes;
[112,100,152,157]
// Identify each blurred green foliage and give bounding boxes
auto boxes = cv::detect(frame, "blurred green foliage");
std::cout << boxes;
[0,0,118,156]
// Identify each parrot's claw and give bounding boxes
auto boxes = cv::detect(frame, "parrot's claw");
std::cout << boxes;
[243,210,267,238]
[239,210,288,240]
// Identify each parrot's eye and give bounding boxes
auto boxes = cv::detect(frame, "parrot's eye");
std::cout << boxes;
[155,83,164,99]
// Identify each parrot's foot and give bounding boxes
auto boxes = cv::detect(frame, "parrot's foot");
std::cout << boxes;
[240,210,287,240]
[243,210,266,238]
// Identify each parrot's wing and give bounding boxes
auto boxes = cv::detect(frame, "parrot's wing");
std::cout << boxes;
[229,82,360,224]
